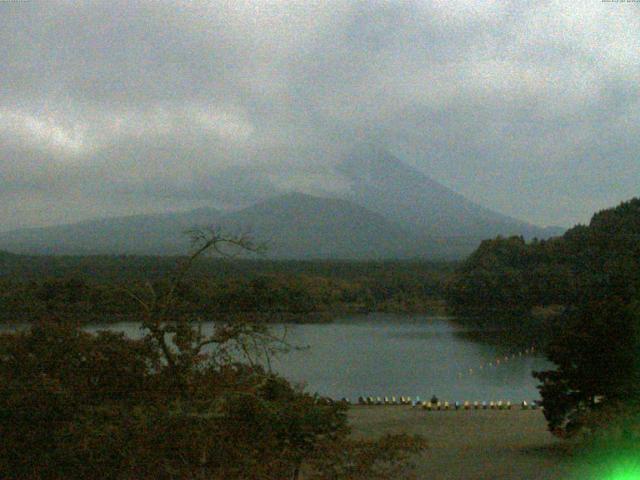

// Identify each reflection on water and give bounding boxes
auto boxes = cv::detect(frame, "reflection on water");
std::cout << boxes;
[0,313,553,401]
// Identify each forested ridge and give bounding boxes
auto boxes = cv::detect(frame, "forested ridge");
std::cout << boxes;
[448,198,640,442]
[446,198,640,323]
[0,256,452,323]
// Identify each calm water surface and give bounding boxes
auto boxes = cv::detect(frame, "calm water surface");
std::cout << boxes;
[4,313,553,402]
[266,314,552,402]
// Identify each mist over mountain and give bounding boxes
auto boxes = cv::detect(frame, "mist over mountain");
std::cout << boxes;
[0,146,564,259]
[337,144,561,240]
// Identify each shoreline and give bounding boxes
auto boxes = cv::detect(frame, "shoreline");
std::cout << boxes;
[0,304,450,325]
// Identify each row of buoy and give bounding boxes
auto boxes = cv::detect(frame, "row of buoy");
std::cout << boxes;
[456,345,537,379]
[419,400,539,410]
[351,397,540,410]
[355,396,415,405]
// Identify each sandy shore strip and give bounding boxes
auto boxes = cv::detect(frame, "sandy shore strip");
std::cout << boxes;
[348,406,579,480]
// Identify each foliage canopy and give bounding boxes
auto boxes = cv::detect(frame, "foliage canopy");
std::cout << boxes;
[447,198,640,439]
[0,229,426,479]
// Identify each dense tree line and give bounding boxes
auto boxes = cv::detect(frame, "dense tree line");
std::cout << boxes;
[446,198,640,322]
[0,252,454,283]
[445,235,575,320]
[447,198,640,441]
[0,258,452,323]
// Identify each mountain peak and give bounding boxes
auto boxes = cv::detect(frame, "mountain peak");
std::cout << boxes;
[336,144,555,240]
[339,144,410,179]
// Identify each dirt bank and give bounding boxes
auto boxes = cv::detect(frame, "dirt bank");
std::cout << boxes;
[348,406,578,480]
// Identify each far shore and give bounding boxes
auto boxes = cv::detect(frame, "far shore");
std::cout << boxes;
[0,303,450,326]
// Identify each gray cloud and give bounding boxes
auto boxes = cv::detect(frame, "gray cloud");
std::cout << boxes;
[1,0,639,231]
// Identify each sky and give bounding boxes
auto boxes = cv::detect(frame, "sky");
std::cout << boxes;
[1,0,639,231]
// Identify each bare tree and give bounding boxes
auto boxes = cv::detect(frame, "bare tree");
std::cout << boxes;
[123,227,286,387]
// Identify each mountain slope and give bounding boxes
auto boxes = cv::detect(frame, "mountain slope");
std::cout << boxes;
[337,144,563,242]
[0,145,564,259]
[0,208,221,255]
[0,194,441,258]
[218,192,430,259]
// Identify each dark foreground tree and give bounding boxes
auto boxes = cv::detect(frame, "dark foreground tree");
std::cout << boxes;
[531,198,640,440]
[533,298,640,437]
[0,228,425,479]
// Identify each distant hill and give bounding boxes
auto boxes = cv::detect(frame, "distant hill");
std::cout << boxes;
[338,144,563,242]
[0,193,473,259]
[0,145,565,259]
[0,208,221,255]
[217,192,433,259]
[0,193,439,259]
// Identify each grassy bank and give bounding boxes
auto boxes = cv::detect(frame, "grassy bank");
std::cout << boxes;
[348,406,577,480]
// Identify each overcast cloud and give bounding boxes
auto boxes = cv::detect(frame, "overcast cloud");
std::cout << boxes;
[1,0,639,231]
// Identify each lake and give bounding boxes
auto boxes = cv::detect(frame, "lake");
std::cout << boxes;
[3,313,553,403]
[267,313,552,402]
